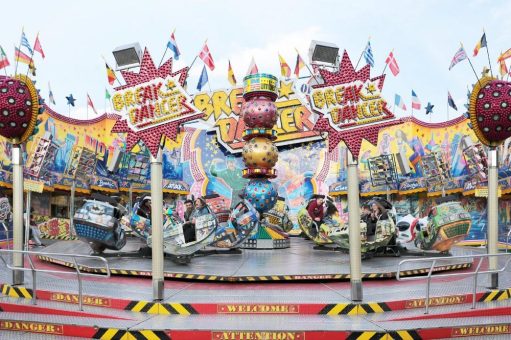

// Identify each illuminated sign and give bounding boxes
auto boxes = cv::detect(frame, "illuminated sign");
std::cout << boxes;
[217,304,299,314]
[212,331,305,340]
[112,75,195,132]
[193,80,321,153]
[0,321,64,335]
[452,324,510,337]
[50,292,111,307]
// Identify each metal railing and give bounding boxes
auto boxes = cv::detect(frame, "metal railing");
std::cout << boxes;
[397,253,511,314]
[0,249,110,310]
[0,222,10,250]
[506,229,511,253]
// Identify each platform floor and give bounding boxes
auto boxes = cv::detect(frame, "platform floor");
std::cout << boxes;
[36,237,474,282]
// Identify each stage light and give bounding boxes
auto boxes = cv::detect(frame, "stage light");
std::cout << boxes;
[309,40,339,67]
[112,43,142,70]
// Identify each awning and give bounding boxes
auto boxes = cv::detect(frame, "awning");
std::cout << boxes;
[90,176,119,193]
[162,179,190,194]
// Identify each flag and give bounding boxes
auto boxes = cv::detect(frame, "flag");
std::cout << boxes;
[227,60,236,86]
[448,46,467,70]
[0,46,10,69]
[394,94,406,110]
[385,51,400,76]
[48,82,56,105]
[499,59,509,77]
[33,34,45,59]
[15,47,32,64]
[197,65,208,91]
[363,41,374,67]
[167,30,180,60]
[199,42,215,71]
[447,91,458,111]
[278,54,291,78]
[105,62,116,85]
[294,52,305,77]
[473,33,487,57]
[21,31,33,55]
[247,57,258,75]
[87,93,98,114]
[411,90,421,110]
[105,88,111,100]
[498,48,511,62]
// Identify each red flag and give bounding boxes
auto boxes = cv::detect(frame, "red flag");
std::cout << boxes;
[246,57,258,75]
[385,51,400,76]
[33,34,45,59]
[199,42,215,71]
[87,93,98,114]
[294,52,305,77]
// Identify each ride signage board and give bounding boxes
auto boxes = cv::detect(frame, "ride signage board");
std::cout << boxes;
[112,75,195,132]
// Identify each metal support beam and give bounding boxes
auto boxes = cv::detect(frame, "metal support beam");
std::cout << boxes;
[487,148,498,288]
[347,150,362,301]
[151,149,164,300]
[12,145,24,285]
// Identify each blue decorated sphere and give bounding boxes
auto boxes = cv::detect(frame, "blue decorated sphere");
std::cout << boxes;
[243,179,278,213]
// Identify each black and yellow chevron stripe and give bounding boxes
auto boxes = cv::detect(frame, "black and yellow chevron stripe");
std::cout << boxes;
[41,235,77,240]
[479,288,511,302]
[387,330,422,339]
[357,302,392,314]
[319,303,358,315]
[346,331,388,339]
[93,328,170,339]
[124,301,160,314]
[1,284,33,299]
[396,263,471,278]
[124,301,198,315]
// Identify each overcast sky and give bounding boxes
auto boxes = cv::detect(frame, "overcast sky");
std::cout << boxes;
[2,0,510,123]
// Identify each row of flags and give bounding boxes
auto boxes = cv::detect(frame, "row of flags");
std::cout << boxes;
[362,41,401,76]
[0,30,45,75]
[394,90,458,114]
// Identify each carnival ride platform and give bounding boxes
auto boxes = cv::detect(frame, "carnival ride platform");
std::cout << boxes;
[36,237,474,282]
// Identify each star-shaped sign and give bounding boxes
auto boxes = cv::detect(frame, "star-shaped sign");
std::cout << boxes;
[110,49,203,157]
[425,102,434,114]
[66,94,76,107]
[278,80,294,99]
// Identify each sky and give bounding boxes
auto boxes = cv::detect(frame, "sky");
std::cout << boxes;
[2,0,511,123]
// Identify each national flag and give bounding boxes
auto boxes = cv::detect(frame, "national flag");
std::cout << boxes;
[278,54,291,78]
[363,41,374,67]
[473,33,487,57]
[385,51,400,76]
[0,46,10,69]
[498,48,511,62]
[167,30,180,60]
[21,31,33,55]
[448,46,468,70]
[105,62,116,85]
[227,60,236,86]
[294,51,305,77]
[197,65,209,91]
[447,91,458,111]
[87,93,98,114]
[394,94,406,110]
[48,82,56,105]
[105,88,111,100]
[15,47,32,64]
[499,59,509,77]
[411,90,421,110]
[247,57,258,75]
[33,34,45,59]
[199,42,215,71]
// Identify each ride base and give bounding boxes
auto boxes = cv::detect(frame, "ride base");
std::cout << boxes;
[38,237,471,282]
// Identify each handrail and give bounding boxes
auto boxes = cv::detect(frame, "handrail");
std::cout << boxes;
[0,249,110,311]
[396,253,511,314]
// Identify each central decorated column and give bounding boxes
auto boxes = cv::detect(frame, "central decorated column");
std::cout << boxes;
[240,74,284,248]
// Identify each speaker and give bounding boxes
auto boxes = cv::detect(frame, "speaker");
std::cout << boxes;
[107,149,123,173]
[395,151,411,175]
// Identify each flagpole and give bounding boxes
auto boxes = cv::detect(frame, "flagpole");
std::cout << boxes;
[86,94,89,120]
[483,29,494,78]
[14,28,24,76]
[25,32,37,78]
[462,43,482,87]
[102,56,123,87]
[355,37,370,70]
[189,39,207,72]
[381,48,393,75]
[298,49,322,85]
[158,29,175,67]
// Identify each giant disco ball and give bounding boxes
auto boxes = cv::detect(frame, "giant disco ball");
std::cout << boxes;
[243,179,277,213]
[242,136,278,168]
[469,76,511,147]
[241,96,277,128]
[0,75,41,144]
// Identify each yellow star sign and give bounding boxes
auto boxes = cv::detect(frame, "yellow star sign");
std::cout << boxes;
[278,80,295,99]
[365,82,377,95]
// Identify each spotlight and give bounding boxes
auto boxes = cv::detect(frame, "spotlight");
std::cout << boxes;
[112,43,142,70]
[309,40,339,68]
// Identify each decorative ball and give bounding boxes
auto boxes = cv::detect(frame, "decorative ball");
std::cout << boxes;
[469,76,511,147]
[0,75,40,144]
[243,179,277,213]
[243,73,279,101]
[241,97,277,128]
[242,137,278,168]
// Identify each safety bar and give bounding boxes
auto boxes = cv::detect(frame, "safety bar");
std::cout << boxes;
[397,253,511,314]
[0,222,10,250]
[0,249,110,311]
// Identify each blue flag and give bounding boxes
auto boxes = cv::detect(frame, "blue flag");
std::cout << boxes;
[167,31,180,60]
[21,31,33,55]
[197,65,208,91]
[363,41,374,67]
[447,91,458,111]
